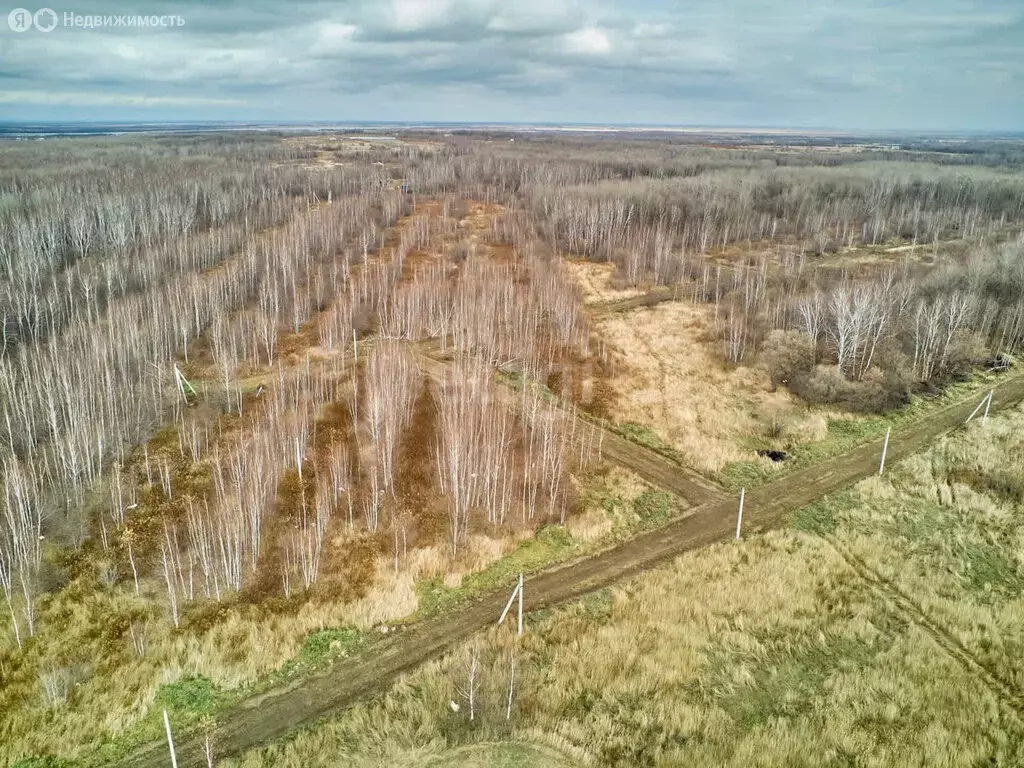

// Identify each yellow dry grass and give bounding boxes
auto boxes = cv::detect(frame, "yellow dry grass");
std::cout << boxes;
[0,551,431,762]
[596,301,832,473]
[819,406,1024,691]
[226,406,1024,768]
[564,504,613,543]
[564,260,646,306]
[568,465,659,543]
[228,526,1024,767]
[419,741,576,768]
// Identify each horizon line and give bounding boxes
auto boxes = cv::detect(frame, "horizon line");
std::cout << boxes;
[1,119,1022,139]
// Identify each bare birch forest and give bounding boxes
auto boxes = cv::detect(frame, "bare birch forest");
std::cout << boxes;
[1,131,1023,758]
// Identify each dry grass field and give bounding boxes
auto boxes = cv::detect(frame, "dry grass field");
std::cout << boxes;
[224,404,1024,768]
[564,261,647,306]
[592,300,833,474]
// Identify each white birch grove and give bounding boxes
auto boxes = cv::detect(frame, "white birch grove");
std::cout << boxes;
[435,360,600,553]
[3,131,1024,652]
[0,457,41,638]
[364,342,420,505]
[436,361,491,553]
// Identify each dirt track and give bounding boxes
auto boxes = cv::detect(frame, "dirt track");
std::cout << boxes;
[590,287,676,317]
[596,428,724,505]
[118,372,1024,767]
[416,350,724,507]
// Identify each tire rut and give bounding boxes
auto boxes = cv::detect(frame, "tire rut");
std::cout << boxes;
[824,535,1024,719]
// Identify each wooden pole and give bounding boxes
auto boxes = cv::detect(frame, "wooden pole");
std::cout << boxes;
[735,488,745,540]
[516,573,524,637]
[983,390,993,423]
[879,428,891,476]
[497,578,520,628]
[163,709,178,768]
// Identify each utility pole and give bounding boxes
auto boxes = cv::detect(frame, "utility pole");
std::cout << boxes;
[879,427,891,476]
[163,709,178,768]
[498,572,525,637]
[966,390,994,424]
[736,488,745,540]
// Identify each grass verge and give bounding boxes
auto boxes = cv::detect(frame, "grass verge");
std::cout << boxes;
[718,371,1010,490]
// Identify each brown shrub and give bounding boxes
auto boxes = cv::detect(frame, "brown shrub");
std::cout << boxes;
[759,329,815,391]
[790,364,912,414]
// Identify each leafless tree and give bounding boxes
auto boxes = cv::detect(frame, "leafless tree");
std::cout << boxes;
[1,456,41,638]
[0,529,22,648]
[455,645,481,722]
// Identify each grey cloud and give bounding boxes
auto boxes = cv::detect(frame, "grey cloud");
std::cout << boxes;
[0,0,1020,130]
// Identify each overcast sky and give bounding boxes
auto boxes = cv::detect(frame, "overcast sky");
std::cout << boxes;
[0,0,1021,131]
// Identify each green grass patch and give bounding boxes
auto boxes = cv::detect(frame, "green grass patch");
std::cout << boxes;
[718,461,777,492]
[960,543,1024,597]
[580,471,662,536]
[700,629,886,732]
[417,526,581,618]
[578,470,691,539]
[530,587,616,632]
[156,674,222,717]
[278,627,366,679]
[788,490,858,536]
[610,421,686,465]
[632,489,682,528]
[494,369,556,401]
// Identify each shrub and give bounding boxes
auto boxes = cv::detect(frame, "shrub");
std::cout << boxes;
[39,664,90,707]
[157,675,220,716]
[760,330,814,391]
[632,490,680,527]
[790,364,911,414]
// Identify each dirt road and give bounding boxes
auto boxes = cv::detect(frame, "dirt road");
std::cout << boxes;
[589,287,676,318]
[119,373,1024,767]
[596,428,724,505]
[416,350,725,507]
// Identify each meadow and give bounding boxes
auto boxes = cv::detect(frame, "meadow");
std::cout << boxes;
[224,404,1024,768]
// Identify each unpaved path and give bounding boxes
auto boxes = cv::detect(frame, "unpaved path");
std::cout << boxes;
[590,287,676,318]
[596,428,723,505]
[416,350,724,506]
[119,373,1024,767]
